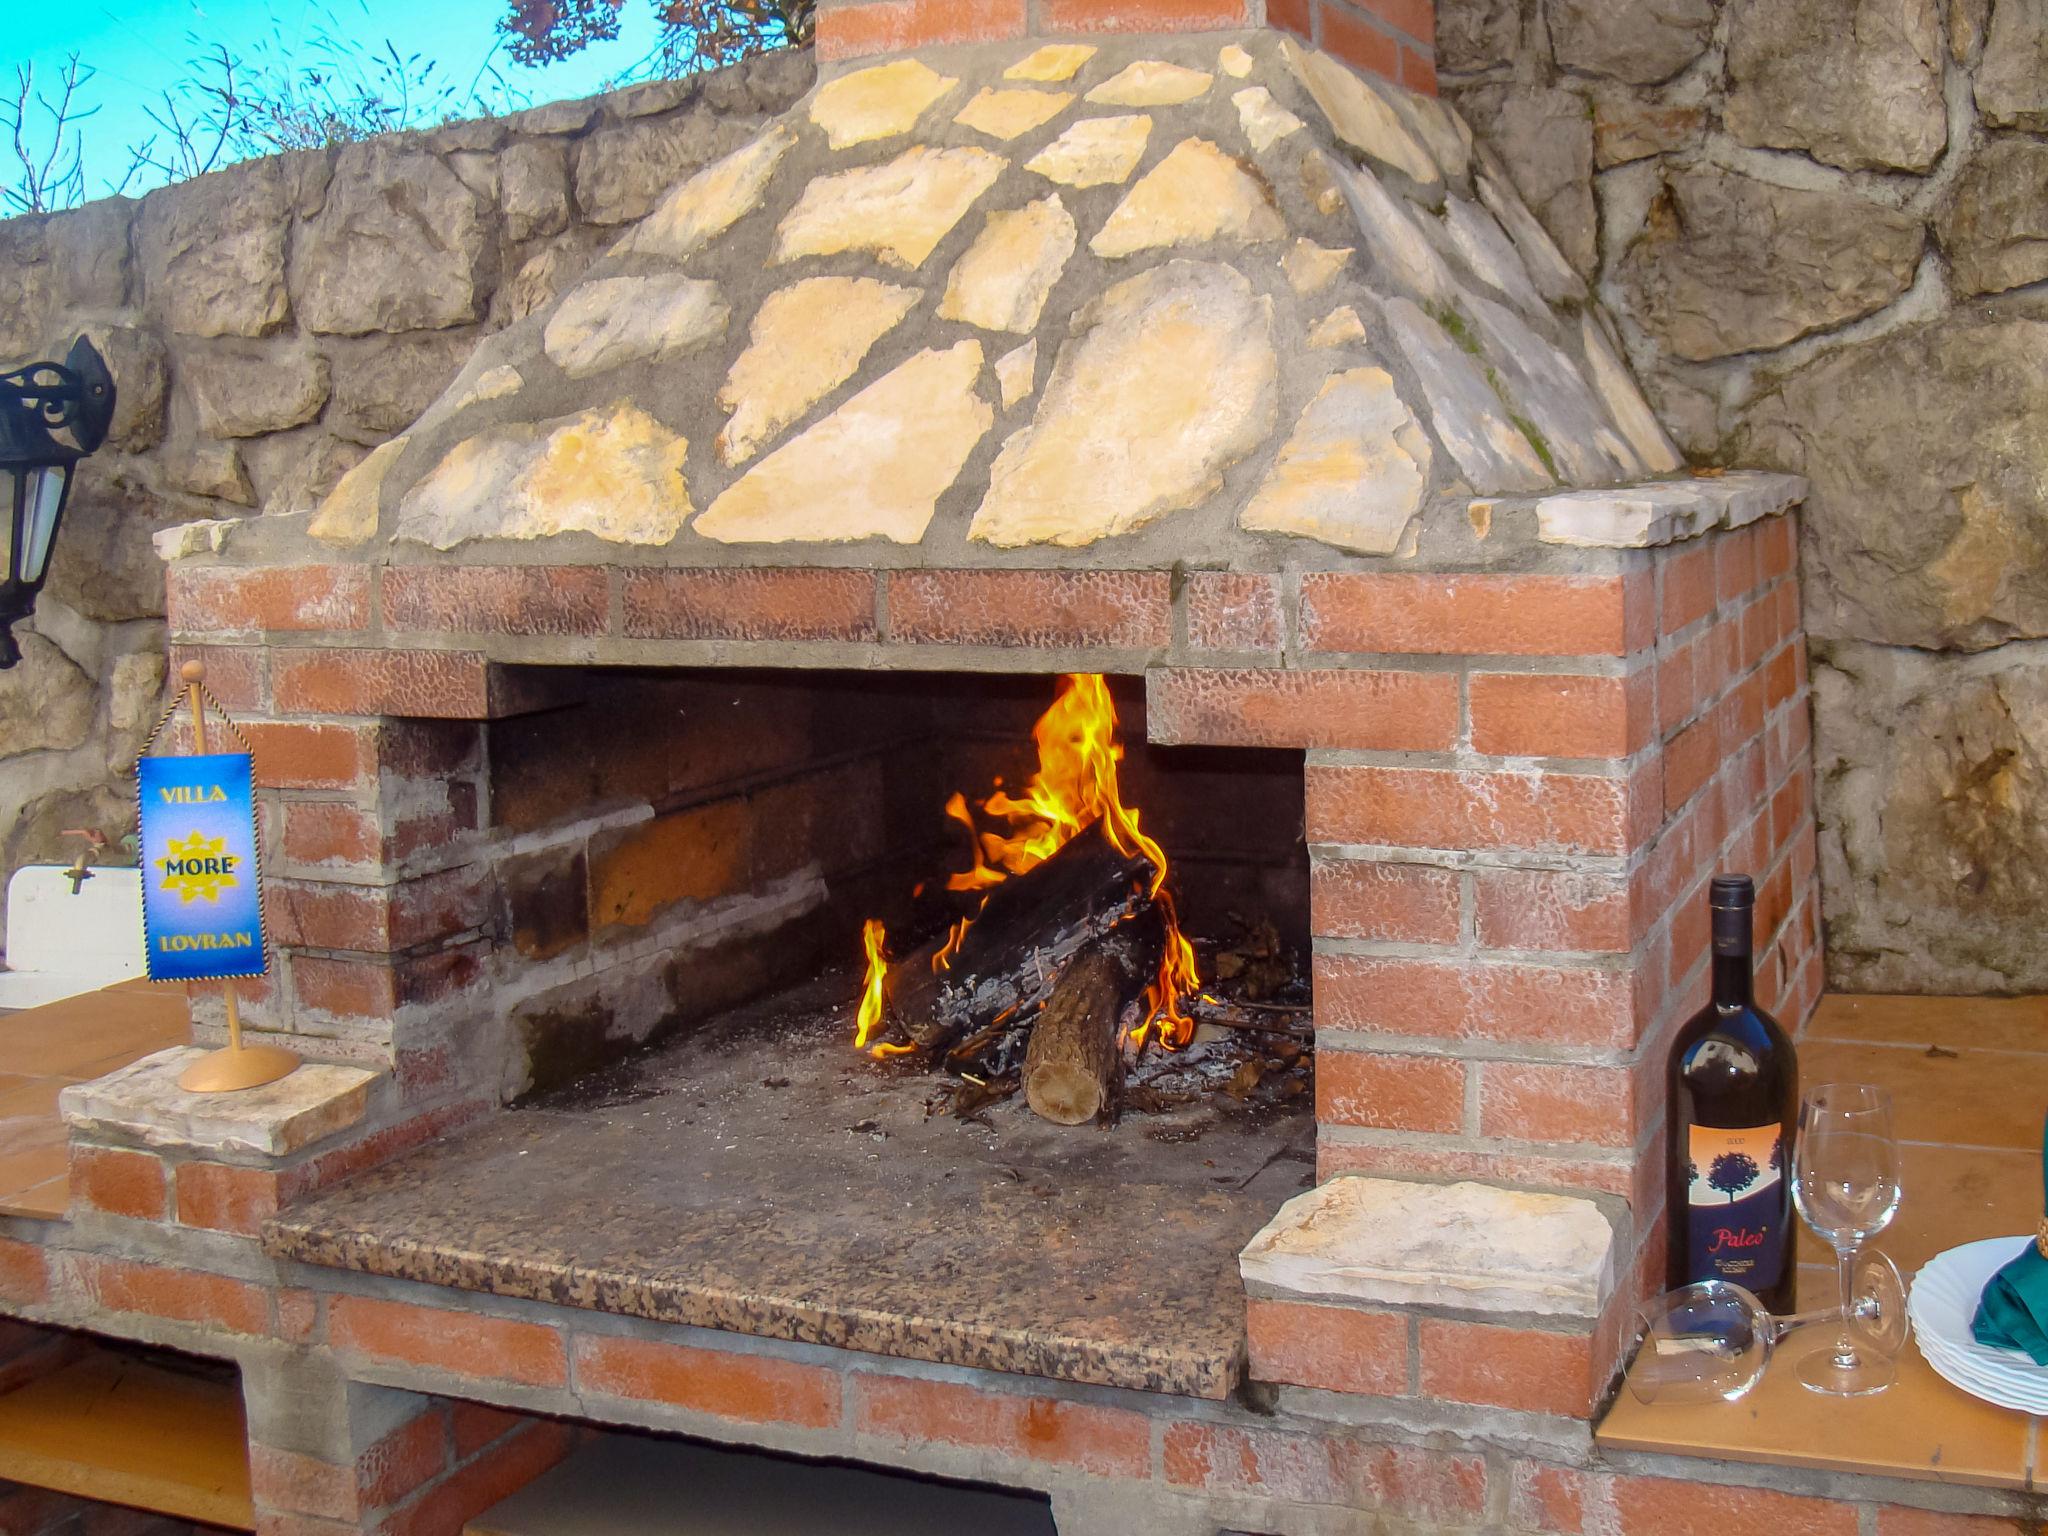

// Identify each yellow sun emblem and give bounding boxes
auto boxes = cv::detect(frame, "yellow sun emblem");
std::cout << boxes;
[157,831,241,904]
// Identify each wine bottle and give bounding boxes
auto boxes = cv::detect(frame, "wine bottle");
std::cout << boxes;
[1666,875,1798,1311]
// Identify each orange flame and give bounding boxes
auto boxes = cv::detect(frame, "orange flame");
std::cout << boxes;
[853,675,1201,1057]
[854,918,891,1057]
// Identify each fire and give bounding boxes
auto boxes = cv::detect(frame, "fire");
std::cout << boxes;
[853,674,1201,1057]
[854,918,890,1055]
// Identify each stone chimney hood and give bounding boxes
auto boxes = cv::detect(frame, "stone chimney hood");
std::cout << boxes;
[285,31,1799,570]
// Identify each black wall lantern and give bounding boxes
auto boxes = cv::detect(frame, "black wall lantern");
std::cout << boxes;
[0,336,115,669]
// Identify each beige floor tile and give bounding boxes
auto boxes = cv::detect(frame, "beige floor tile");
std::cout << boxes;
[0,1175,67,1219]
[1797,1144,2041,1275]
[1806,994,2048,1054]
[0,1141,68,1198]
[1798,1039,2046,1151]
[1601,1332,2035,1489]
[0,990,190,1077]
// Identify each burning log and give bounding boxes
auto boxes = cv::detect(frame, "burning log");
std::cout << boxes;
[1023,927,1157,1125]
[883,824,1155,1055]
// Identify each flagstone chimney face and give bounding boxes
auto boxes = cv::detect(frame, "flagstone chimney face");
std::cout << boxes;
[815,0,1440,94]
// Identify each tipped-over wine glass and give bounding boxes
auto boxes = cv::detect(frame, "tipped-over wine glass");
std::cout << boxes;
[1627,1248,1909,1406]
[1792,1082,1904,1396]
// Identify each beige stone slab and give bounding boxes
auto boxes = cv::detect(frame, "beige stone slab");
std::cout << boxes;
[1091,137,1286,259]
[774,146,1007,269]
[717,276,920,465]
[1383,295,1553,494]
[1333,157,1460,306]
[1232,86,1306,153]
[1805,993,2048,1054]
[1240,366,1431,554]
[696,341,990,545]
[397,402,694,549]
[543,275,729,379]
[1530,471,1804,548]
[809,59,956,149]
[954,87,1073,142]
[1282,39,1438,185]
[995,339,1038,410]
[616,124,794,260]
[59,1045,376,1158]
[1085,60,1214,107]
[939,195,1077,334]
[1241,1176,1617,1319]
[972,260,1277,548]
[1307,306,1368,349]
[1579,311,1684,473]
[1284,238,1352,295]
[1005,44,1097,83]
[1025,115,1152,188]
[309,434,408,547]
[1218,44,1255,78]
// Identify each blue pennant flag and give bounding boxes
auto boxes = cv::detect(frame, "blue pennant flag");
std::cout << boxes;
[138,752,267,982]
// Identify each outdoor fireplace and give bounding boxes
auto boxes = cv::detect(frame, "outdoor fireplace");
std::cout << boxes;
[24,5,1838,1531]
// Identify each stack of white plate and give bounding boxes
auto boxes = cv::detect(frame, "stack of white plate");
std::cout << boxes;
[1907,1236,2048,1413]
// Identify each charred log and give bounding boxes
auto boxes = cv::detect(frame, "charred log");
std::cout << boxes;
[885,825,1155,1054]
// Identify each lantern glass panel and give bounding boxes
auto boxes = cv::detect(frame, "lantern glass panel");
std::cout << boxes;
[20,465,67,583]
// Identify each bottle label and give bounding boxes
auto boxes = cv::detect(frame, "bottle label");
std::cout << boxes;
[1685,1123,1787,1290]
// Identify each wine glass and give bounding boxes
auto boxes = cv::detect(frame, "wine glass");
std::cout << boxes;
[1627,1249,1908,1405]
[1791,1082,1903,1396]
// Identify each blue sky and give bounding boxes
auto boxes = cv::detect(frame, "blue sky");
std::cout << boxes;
[6,0,666,199]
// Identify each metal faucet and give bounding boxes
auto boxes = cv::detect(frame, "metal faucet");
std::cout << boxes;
[59,828,104,895]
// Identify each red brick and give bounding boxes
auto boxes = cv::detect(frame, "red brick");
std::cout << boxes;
[886,570,1170,649]
[1318,1,1401,75]
[379,1421,572,1536]
[1269,0,1313,35]
[1478,1061,1634,1146]
[1347,0,1433,45]
[1469,670,1649,758]
[78,1256,268,1335]
[172,644,266,712]
[1658,543,1717,637]
[620,568,877,642]
[357,1411,450,1512]
[1184,572,1282,652]
[1715,524,1761,605]
[1474,869,1632,952]
[574,1335,841,1428]
[251,1445,359,1521]
[331,1296,566,1388]
[1657,639,1698,735]
[1246,1299,1407,1395]
[175,1162,282,1236]
[449,1402,524,1459]
[1315,1050,1466,1133]
[277,1288,322,1345]
[383,567,607,638]
[1148,668,1458,750]
[1317,953,1638,1048]
[1398,41,1438,93]
[1758,515,1797,582]
[1663,715,1719,814]
[855,1375,1149,1477]
[1509,1461,1588,1534]
[1875,1513,2031,1536]
[1299,572,1646,658]
[290,955,397,1022]
[1609,1474,1860,1536]
[1041,0,1251,28]
[245,722,371,791]
[68,1146,167,1221]
[1306,763,1641,856]
[0,1238,52,1307]
[1163,1424,1487,1524]
[1420,1318,1594,1415]
[281,803,380,869]
[273,648,490,719]
[168,566,370,636]
[1313,858,1461,944]
[1763,643,1799,712]
[816,0,1027,58]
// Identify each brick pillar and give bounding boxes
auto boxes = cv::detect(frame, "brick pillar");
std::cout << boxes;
[813,0,1439,92]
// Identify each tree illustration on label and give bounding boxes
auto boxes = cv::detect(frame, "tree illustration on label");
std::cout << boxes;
[1769,1137,1784,1176]
[1708,1150,1761,1202]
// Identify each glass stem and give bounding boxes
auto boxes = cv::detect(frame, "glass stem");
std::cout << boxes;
[1833,1240,1860,1368]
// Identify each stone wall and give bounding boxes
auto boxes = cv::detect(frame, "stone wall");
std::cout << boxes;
[0,50,815,940]
[1438,0,2048,992]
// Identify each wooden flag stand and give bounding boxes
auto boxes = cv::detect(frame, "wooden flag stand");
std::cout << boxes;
[164,661,300,1094]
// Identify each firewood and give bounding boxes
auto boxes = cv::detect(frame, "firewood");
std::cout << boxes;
[1023,944,1131,1126]
[885,824,1154,1053]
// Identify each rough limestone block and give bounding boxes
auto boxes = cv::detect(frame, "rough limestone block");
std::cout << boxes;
[1530,472,1806,548]
[774,146,1006,269]
[1233,87,1306,153]
[1091,138,1286,259]
[1241,1177,1617,1320]
[1240,367,1431,554]
[1282,40,1437,185]
[940,197,1077,334]
[809,59,958,149]
[1006,44,1097,83]
[1025,116,1153,189]
[954,88,1073,142]
[617,126,795,261]
[1085,60,1214,107]
[60,1046,377,1159]
[718,276,920,465]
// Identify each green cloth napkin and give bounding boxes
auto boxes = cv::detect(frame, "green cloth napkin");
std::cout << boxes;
[1971,1117,2048,1365]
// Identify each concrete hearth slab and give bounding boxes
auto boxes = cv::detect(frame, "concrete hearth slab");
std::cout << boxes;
[266,974,1315,1398]
[61,1047,377,1159]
